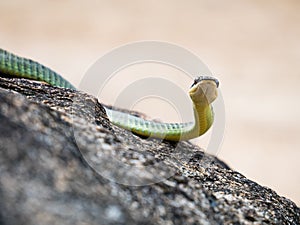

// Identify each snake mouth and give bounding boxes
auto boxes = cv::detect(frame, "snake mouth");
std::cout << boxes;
[191,76,219,88]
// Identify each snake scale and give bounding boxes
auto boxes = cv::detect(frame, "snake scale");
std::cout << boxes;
[0,48,219,141]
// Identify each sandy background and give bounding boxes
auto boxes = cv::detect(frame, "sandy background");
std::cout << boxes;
[1,0,299,205]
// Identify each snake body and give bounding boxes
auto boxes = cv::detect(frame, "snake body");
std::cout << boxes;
[0,48,219,141]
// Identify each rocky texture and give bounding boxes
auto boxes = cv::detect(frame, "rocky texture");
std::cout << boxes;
[0,77,299,225]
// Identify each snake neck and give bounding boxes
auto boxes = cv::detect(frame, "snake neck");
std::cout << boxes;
[192,102,214,137]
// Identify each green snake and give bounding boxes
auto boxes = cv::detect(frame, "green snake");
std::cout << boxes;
[0,48,219,141]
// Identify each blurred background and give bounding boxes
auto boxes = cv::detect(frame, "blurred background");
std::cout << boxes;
[1,0,299,205]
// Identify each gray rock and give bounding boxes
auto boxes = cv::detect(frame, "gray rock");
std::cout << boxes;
[0,77,299,225]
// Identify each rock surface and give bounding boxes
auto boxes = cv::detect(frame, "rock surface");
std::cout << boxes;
[0,77,299,225]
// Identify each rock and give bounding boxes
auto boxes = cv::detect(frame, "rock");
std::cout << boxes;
[0,77,299,225]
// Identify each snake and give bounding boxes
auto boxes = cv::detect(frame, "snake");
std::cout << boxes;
[0,48,219,141]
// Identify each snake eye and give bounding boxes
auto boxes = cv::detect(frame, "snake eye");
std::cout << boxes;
[190,78,199,88]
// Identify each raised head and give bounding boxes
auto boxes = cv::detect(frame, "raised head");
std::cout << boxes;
[189,76,219,105]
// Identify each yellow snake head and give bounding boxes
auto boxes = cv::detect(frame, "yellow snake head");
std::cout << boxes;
[189,76,219,106]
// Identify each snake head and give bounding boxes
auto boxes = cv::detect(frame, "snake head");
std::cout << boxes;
[189,76,219,105]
